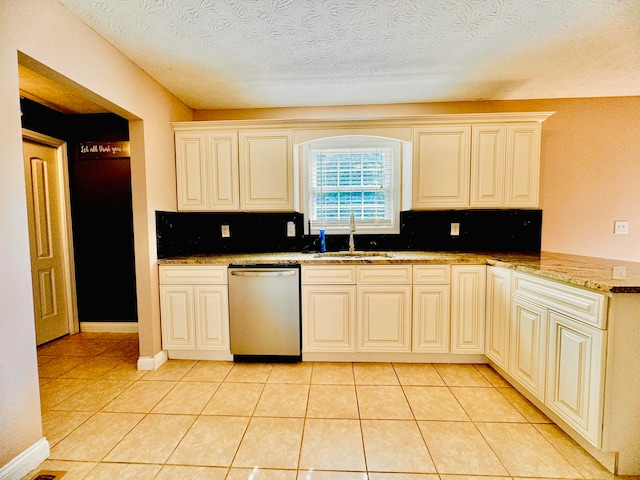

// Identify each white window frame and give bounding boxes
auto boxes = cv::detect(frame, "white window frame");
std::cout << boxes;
[303,135,402,235]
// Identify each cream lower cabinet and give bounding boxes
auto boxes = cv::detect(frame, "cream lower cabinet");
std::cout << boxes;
[412,265,451,352]
[302,265,412,353]
[546,310,606,448]
[159,284,195,349]
[451,265,486,354]
[509,295,548,401]
[485,266,511,370]
[357,266,412,352]
[301,266,357,352]
[302,284,357,352]
[159,266,230,358]
[506,271,608,448]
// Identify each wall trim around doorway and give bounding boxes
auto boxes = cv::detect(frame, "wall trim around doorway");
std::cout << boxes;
[79,321,138,333]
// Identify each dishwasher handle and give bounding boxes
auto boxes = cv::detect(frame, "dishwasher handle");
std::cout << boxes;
[230,270,297,278]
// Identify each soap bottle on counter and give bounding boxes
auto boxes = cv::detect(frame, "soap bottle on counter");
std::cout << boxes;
[319,229,326,253]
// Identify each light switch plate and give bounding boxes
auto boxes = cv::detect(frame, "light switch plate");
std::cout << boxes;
[221,225,230,238]
[612,266,627,279]
[287,221,296,237]
[450,222,460,236]
[614,221,629,234]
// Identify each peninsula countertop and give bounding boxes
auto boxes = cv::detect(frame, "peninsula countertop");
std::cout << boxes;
[158,251,640,293]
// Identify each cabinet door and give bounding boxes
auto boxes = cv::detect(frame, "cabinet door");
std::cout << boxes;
[510,296,547,401]
[412,126,471,208]
[175,132,207,210]
[505,123,540,207]
[451,265,486,354]
[485,267,511,370]
[239,130,294,211]
[357,285,412,352]
[470,125,506,207]
[412,285,450,353]
[194,285,230,351]
[302,285,356,352]
[547,311,606,447]
[159,285,195,350]
[206,132,239,210]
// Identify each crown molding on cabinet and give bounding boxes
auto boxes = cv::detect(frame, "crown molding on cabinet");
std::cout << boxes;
[171,111,555,131]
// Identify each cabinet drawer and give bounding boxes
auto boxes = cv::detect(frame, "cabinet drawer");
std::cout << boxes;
[357,265,412,284]
[302,266,357,284]
[159,266,228,285]
[512,272,607,328]
[413,265,450,284]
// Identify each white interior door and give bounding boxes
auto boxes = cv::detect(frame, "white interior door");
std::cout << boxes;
[23,138,72,345]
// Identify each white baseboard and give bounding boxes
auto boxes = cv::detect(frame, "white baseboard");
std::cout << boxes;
[137,350,168,371]
[80,322,138,333]
[0,437,50,480]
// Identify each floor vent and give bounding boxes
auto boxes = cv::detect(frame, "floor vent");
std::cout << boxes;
[32,472,67,480]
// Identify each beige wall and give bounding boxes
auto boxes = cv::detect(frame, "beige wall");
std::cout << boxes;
[197,97,640,262]
[1,0,637,471]
[0,0,191,467]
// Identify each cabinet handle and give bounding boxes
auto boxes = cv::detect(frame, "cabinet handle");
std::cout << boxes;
[230,270,297,277]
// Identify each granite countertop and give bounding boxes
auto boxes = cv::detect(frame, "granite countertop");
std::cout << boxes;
[158,251,640,293]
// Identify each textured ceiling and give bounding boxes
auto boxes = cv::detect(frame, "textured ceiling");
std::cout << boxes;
[57,0,640,109]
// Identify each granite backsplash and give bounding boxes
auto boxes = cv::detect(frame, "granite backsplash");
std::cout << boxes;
[156,209,542,259]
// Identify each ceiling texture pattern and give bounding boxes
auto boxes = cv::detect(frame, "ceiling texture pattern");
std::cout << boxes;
[57,0,640,109]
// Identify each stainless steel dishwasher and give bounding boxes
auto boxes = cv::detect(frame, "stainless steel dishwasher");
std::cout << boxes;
[228,264,301,361]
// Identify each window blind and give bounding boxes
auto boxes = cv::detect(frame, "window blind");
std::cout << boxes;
[308,145,395,232]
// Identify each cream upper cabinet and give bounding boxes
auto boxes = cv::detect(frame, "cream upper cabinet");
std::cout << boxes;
[412,125,471,208]
[174,128,294,212]
[412,121,542,210]
[470,125,507,207]
[174,114,548,212]
[239,130,294,211]
[505,123,541,207]
[450,265,486,354]
[470,123,541,207]
[175,131,239,211]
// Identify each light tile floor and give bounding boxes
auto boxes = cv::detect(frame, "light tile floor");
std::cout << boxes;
[25,332,629,480]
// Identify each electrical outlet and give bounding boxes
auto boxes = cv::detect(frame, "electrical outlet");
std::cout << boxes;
[612,266,627,280]
[287,221,296,237]
[221,225,230,238]
[450,222,460,236]
[614,221,629,234]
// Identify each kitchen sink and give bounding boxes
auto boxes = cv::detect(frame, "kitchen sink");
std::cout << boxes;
[313,251,394,258]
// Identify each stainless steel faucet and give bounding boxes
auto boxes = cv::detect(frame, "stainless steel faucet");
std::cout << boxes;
[348,212,356,253]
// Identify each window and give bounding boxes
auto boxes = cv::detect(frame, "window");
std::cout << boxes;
[304,136,401,234]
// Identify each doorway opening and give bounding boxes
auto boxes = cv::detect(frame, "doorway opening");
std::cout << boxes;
[21,97,138,344]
